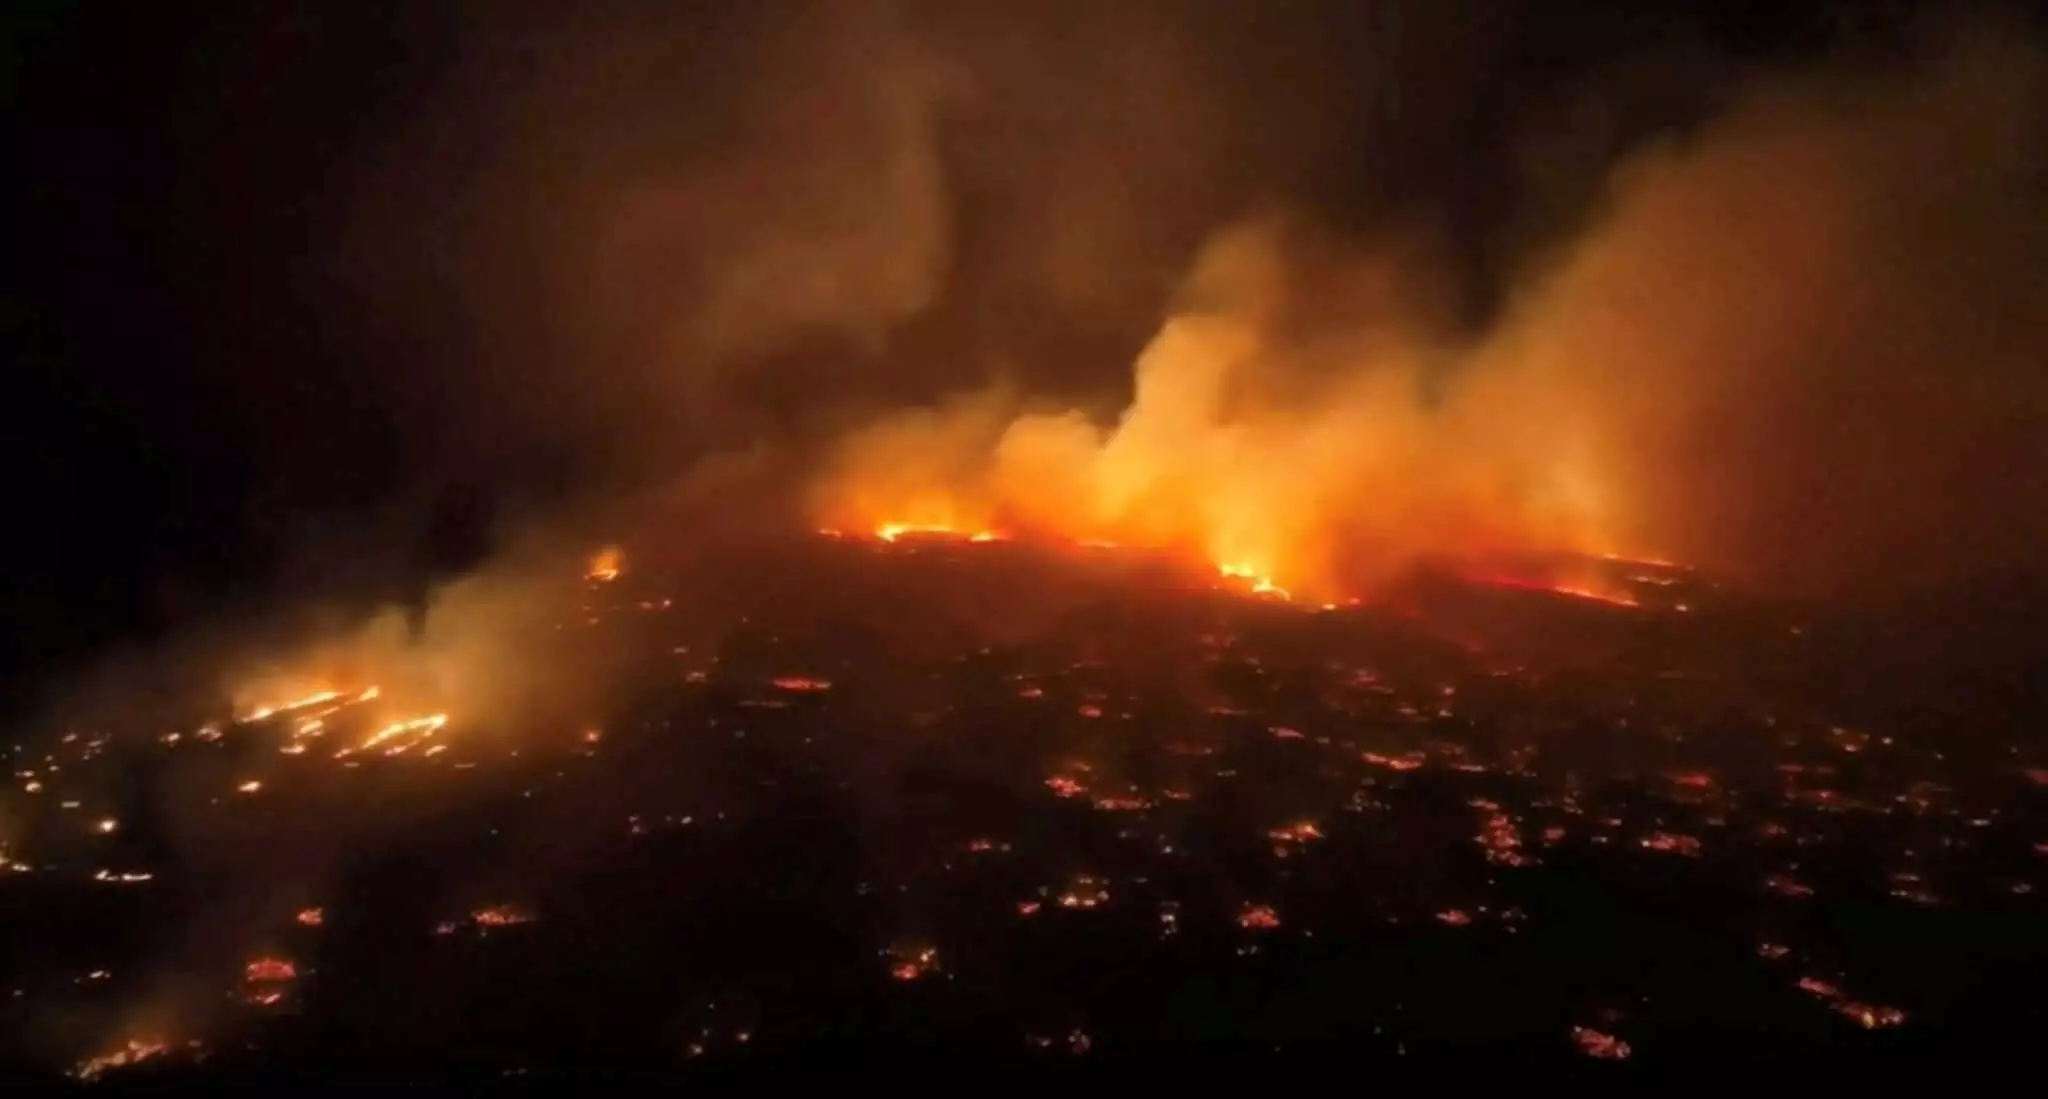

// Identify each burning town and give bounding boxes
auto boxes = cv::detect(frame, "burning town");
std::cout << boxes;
[4,531,2046,1082]
[10,0,2048,1086]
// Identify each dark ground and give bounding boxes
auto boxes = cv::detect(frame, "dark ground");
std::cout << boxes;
[3,533,2045,1087]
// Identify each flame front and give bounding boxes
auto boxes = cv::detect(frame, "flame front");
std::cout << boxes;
[808,224,1647,601]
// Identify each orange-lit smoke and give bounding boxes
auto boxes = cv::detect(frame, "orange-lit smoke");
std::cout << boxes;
[811,19,2048,600]
[810,217,1629,601]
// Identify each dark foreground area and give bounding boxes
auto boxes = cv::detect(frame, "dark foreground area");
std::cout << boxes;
[3,534,2046,1086]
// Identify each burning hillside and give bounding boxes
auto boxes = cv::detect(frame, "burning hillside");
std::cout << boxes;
[6,529,2046,1083]
[11,0,2048,1087]
[808,220,1638,605]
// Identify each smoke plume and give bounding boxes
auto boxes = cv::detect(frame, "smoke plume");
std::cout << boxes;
[811,8,2048,600]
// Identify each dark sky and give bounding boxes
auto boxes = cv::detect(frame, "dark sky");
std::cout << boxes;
[4,0,2038,691]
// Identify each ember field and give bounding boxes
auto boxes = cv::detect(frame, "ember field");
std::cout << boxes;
[5,532,2047,1084]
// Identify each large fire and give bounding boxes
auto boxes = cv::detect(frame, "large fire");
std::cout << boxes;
[806,222,1649,605]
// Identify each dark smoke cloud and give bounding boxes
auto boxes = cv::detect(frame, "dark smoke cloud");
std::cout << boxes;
[334,0,1430,477]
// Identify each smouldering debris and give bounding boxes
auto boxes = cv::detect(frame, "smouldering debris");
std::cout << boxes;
[6,532,2028,1079]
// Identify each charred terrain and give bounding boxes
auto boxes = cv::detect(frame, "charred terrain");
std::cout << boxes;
[3,531,2045,1085]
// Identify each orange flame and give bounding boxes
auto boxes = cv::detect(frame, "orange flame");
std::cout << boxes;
[805,225,1662,602]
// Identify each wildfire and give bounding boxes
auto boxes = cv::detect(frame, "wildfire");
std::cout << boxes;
[473,905,535,928]
[1216,562,1288,600]
[1267,821,1324,844]
[1572,1026,1632,1060]
[771,676,834,692]
[335,713,449,759]
[73,1039,171,1082]
[800,223,1686,606]
[1238,904,1281,930]
[874,523,1005,543]
[823,519,1661,612]
[244,957,298,983]
[238,689,344,724]
[587,546,623,582]
[887,944,941,981]
[1464,572,1641,608]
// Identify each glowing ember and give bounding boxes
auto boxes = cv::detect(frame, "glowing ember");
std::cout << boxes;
[1238,904,1281,930]
[1797,976,1844,999]
[1640,832,1703,856]
[473,905,535,928]
[1217,562,1288,599]
[1572,1026,1632,1060]
[587,546,623,582]
[887,945,941,981]
[1764,874,1815,898]
[873,523,1005,543]
[335,713,449,759]
[1836,1001,1909,1030]
[771,676,833,692]
[244,957,298,983]
[239,690,344,723]
[1475,805,1532,867]
[94,869,153,883]
[1362,751,1425,772]
[1045,775,1087,798]
[1058,877,1111,909]
[1267,821,1324,843]
[1796,974,1908,1029]
[73,1039,171,1081]
[296,908,325,927]
[1463,573,1640,608]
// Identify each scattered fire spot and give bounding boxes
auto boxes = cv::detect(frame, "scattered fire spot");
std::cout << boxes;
[1641,832,1703,857]
[1764,874,1815,898]
[1268,822,1324,843]
[1239,904,1281,930]
[244,957,297,983]
[771,676,833,692]
[473,906,535,928]
[1571,1026,1632,1060]
[1045,775,1087,798]
[74,1039,174,1082]
[887,944,940,981]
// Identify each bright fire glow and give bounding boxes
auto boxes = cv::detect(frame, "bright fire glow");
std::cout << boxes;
[875,523,1005,543]
[335,714,449,759]
[73,1039,171,1082]
[805,222,1678,603]
[239,690,343,724]
[587,546,623,582]
[824,523,1654,610]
